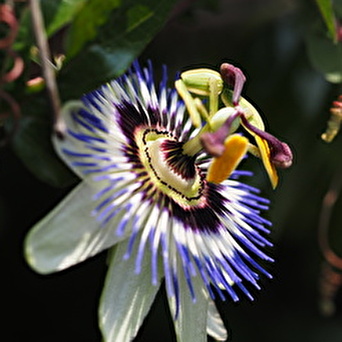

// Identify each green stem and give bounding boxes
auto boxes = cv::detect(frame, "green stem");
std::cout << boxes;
[30,0,64,137]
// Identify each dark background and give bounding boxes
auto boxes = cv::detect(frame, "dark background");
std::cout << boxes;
[1,0,342,341]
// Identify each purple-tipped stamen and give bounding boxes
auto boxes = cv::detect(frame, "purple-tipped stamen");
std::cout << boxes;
[200,110,241,156]
[240,115,293,168]
[220,63,246,106]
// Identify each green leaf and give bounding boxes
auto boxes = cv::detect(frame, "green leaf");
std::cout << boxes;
[13,6,34,52]
[306,26,342,83]
[58,0,177,100]
[14,0,84,51]
[45,0,85,36]
[11,97,78,187]
[315,0,337,42]
[126,4,154,32]
[334,0,342,17]
[66,0,122,59]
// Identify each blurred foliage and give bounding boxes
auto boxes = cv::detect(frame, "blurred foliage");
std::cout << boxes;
[7,0,178,187]
[306,0,342,83]
[316,0,338,42]
[1,0,342,341]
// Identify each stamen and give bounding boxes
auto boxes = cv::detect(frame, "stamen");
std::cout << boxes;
[200,109,241,157]
[241,115,292,188]
[254,135,278,189]
[182,107,239,157]
[207,134,249,183]
[241,115,292,168]
[175,79,202,128]
[220,63,246,106]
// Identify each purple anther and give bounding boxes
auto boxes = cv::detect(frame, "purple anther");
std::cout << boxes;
[200,110,241,157]
[220,63,246,106]
[200,132,226,157]
[240,115,293,169]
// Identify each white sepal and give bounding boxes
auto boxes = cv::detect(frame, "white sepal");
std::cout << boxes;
[168,259,209,342]
[207,299,228,341]
[99,238,163,342]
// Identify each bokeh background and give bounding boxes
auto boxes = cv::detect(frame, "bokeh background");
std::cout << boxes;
[1,0,342,341]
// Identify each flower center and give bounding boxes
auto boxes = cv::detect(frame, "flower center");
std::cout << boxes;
[136,128,204,207]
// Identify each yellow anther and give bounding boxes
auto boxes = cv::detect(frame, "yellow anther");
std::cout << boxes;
[207,134,249,183]
[254,136,278,189]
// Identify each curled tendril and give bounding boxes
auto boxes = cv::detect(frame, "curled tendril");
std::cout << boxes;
[0,4,18,49]
[319,262,342,317]
[0,2,23,146]
[0,49,24,83]
[318,167,342,316]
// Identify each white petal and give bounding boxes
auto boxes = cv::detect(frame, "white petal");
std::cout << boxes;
[168,263,209,342]
[53,101,94,180]
[25,182,131,274]
[52,100,127,181]
[207,300,228,341]
[99,238,162,342]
